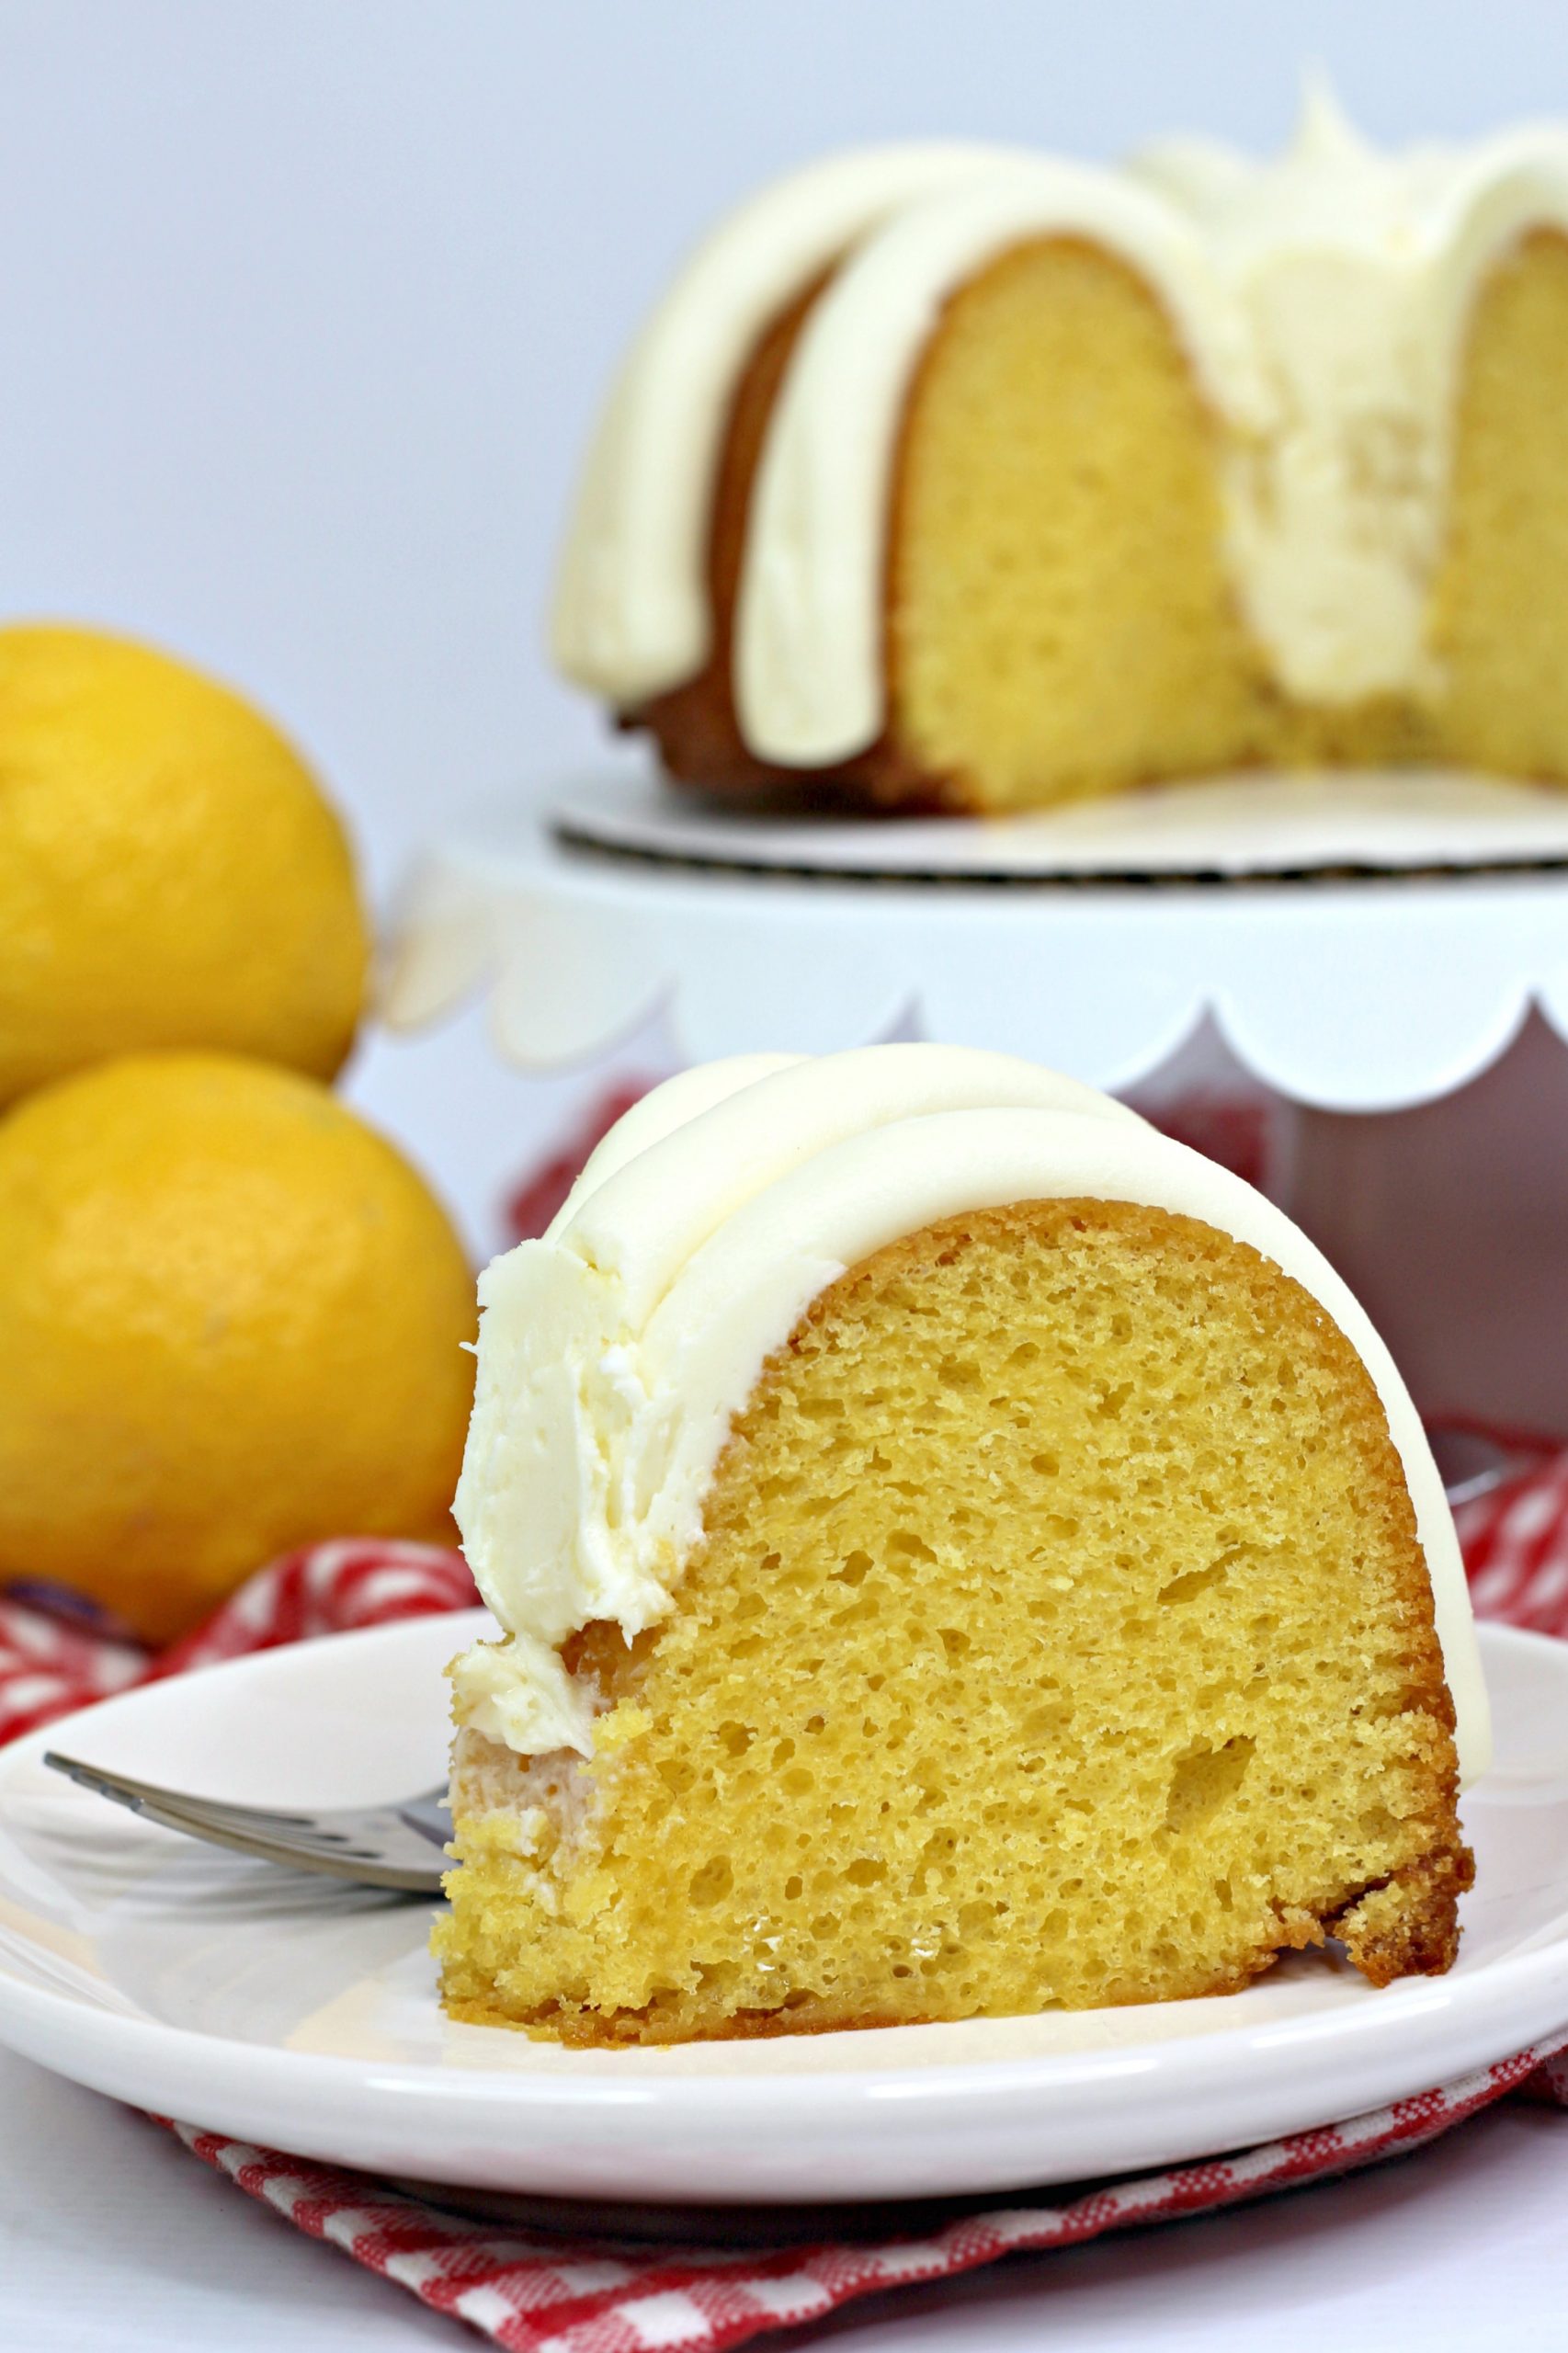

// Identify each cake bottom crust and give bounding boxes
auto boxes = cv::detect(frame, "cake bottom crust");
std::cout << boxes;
[441,1844,1471,2049]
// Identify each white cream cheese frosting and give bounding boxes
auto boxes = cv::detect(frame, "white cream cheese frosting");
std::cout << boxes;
[552,85,1568,754]
[1135,83,1568,706]
[550,142,1043,705]
[450,1044,1489,1790]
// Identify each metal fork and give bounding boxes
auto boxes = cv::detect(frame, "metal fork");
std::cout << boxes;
[42,1752,449,1893]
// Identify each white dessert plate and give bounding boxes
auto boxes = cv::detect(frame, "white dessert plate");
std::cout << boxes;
[551,767,1568,883]
[1,1610,1566,2211]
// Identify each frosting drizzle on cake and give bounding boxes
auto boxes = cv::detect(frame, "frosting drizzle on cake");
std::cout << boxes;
[449,1044,1488,1788]
[550,143,1041,705]
[553,85,1568,756]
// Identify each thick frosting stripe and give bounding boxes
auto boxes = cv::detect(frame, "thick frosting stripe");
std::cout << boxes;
[451,1047,1488,1787]
[550,142,1042,703]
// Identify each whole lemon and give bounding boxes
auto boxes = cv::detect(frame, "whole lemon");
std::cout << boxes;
[0,623,369,1107]
[0,1052,476,1643]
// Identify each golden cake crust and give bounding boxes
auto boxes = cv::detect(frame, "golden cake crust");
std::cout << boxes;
[439,1199,1471,2045]
[627,275,957,811]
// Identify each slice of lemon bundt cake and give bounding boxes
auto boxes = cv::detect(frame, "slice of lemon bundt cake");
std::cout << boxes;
[437,1046,1485,2045]
[554,88,1568,811]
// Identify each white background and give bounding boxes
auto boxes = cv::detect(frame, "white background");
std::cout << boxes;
[6,2,1568,1245]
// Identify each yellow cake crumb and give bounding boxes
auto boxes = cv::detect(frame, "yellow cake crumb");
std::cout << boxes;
[437,1200,1469,2045]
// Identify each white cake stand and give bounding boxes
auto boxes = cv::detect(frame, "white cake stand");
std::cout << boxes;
[382,770,1568,1434]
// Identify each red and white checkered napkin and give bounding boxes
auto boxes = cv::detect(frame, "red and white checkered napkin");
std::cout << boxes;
[3,1458,1567,2353]
[155,2039,1568,2353]
[0,1539,478,1746]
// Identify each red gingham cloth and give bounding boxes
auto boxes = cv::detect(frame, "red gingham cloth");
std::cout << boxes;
[3,1462,1567,2352]
[0,1540,478,1747]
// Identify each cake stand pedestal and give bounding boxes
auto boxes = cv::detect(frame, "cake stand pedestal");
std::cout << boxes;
[383,778,1568,1435]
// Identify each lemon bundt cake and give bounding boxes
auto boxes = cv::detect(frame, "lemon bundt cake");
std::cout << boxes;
[438,1046,1486,2045]
[554,89,1568,812]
